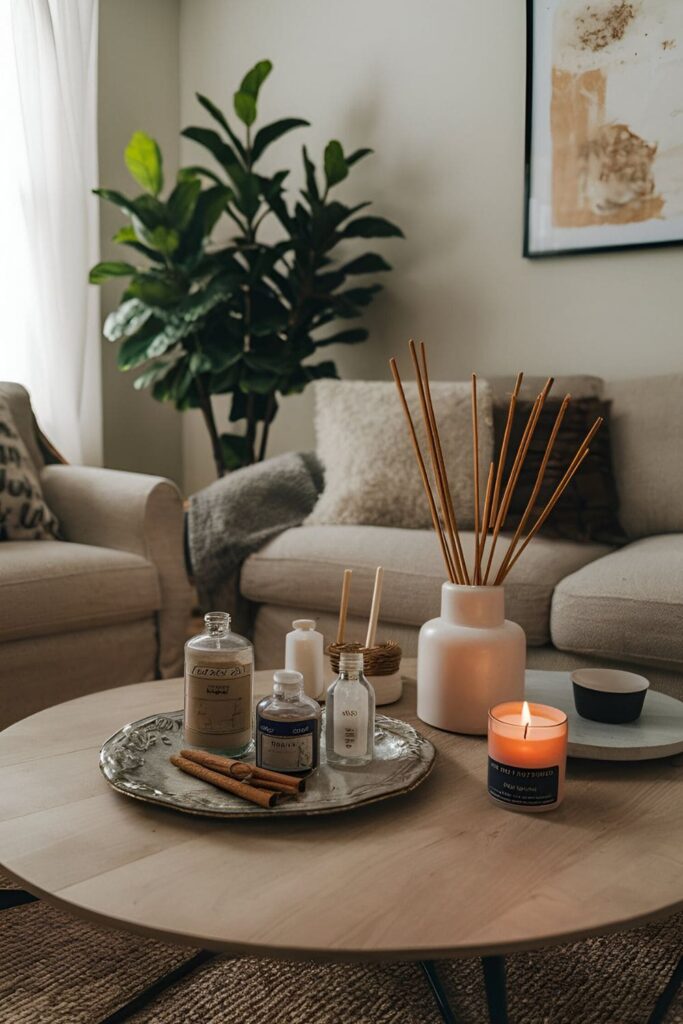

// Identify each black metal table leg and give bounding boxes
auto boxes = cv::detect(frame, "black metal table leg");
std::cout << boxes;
[96,949,217,1024]
[482,956,509,1024]
[647,954,683,1024]
[0,889,38,911]
[420,961,459,1024]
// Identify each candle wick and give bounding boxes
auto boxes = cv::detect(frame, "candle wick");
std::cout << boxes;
[524,723,529,740]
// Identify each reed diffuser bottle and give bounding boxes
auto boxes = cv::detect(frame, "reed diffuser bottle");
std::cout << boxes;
[184,611,253,756]
[325,651,375,767]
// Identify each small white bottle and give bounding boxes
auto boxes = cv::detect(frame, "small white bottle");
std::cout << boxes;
[285,619,324,700]
[325,651,375,768]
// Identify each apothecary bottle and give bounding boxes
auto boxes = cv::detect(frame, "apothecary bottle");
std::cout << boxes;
[256,670,321,774]
[325,651,375,767]
[184,611,253,756]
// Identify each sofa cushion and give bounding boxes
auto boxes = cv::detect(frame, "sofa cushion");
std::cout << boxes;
[607,374,683,538]
[241,525,612,646]
[551,535,683,669]
[0,540,161,642]
[0,398,60,541]
[0,383,44,471]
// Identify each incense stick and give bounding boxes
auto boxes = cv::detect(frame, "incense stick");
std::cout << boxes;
[365,566,384,648]
[336,568,353,644]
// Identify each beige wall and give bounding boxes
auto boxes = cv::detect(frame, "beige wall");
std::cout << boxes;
[98,0,184,487]
[183,1,681,491]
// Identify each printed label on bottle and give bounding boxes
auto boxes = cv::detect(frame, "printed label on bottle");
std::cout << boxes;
[184,661,252,746]
[256,716,318,772]
[333,699,368,757]
[488,757,559,807]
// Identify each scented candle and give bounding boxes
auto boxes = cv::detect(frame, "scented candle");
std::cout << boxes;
[488,701,568,812]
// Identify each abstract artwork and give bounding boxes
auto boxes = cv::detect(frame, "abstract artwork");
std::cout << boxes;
[525,0,683,256]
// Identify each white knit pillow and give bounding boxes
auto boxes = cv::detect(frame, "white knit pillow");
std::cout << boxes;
[307,379,494,529]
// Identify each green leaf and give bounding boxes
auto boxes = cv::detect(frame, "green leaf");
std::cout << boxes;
[178,164,224,186]
[341,252,391,274]
[252,118,309,162]
[124,132,163,196]
[324,140,348,189]
[315,327,369,347]
[116,316,166,370]
[89,261,137,284]
[220,432,251,470]
[346,147,373,167]
[112,226,138,244]
[181,127,241,176]
[195,93,247,161]
[103,299,152,341]
[133,358,178,390]
[342,215,404,239]
[302,146,319,203]
[126,275,183,307]
[240,60,272,98]
[168,178,201,230]
[233,91,257,127]
[131,220,180,256]
[93,188,138,218]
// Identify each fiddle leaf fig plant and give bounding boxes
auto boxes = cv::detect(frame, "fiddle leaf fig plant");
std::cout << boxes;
[90,59,403,476]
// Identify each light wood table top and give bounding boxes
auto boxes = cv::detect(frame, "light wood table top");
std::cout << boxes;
[0,662,681,962]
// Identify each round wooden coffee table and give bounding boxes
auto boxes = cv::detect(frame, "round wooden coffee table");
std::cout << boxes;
[1,664,681,1024]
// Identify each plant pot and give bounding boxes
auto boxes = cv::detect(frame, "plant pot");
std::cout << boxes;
[417,583,526,736]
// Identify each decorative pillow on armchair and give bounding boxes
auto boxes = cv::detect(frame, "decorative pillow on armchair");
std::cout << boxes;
[0,399,60,540]
[307,379,494,529]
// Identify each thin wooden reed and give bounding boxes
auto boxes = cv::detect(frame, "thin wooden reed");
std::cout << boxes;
[390,358,456,583]
[336,569,353,644]
[418,342,469,584]
[408,340,466,584]
[491,372,523,526]
[471,374,480,580]
[475,461,495,584]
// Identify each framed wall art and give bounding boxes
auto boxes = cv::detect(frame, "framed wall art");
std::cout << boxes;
[525,0,683,257]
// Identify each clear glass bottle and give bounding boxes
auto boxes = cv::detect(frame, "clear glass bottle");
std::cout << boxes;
[325,651,375,768]
[184,611,253,756]
[256,670,322,774]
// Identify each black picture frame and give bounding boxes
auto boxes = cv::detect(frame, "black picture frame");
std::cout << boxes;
[523,0,683,259]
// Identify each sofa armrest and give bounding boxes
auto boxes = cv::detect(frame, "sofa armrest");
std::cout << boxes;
[41,465,191,678]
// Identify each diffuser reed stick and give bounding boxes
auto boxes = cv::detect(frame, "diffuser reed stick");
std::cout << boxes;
[365,567,384,648]
[336,569,353,644]
[390,342,602,587]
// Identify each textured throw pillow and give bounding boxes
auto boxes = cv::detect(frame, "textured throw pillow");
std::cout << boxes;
[307,379,494,529]
[492,396,625,543]
[0,399,60,540]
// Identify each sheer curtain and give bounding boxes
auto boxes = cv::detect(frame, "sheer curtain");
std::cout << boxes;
[0,0,101,464]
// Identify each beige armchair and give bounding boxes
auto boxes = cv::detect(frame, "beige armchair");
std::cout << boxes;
[0,384,191,728]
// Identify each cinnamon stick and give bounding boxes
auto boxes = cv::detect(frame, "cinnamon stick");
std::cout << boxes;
[171,755,281,808]
[180,749,306,792]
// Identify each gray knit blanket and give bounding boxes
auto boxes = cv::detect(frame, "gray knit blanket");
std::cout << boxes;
[187,451,324,625]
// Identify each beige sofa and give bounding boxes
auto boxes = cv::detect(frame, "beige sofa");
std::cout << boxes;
[0,384,191,728]
[241,374,683,699]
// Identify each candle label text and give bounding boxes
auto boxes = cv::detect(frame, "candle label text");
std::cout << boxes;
[488,757,559,807]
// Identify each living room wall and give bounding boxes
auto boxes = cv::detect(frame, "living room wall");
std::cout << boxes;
[98,0,183,486]
[173,1,682,492]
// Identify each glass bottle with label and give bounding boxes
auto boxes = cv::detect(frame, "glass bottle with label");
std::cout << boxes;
[256,670,321,774]
[325,651,375,768]
[184,611,253,756]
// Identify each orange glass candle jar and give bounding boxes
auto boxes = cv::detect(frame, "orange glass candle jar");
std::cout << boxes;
[488,701,568,812]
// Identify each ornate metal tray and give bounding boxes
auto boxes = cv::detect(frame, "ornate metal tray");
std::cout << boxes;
[99,711,436,818]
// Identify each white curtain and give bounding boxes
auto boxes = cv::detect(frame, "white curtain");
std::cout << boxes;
[0,0,101,464]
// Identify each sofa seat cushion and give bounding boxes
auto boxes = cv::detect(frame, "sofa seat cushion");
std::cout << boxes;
[0,540,161,642]
[551,536,683,669]
[241,525,612,646]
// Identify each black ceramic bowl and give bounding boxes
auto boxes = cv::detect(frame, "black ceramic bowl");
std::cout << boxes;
[571,668,649,724]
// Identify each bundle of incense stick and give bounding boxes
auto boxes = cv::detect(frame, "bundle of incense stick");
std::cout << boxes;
[171,749,305,810]
[390,340,603,586]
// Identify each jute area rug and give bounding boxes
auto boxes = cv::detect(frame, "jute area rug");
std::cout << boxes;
[1,870,680,1024]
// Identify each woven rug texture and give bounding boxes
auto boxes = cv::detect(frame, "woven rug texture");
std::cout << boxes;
[0,871,680,1024]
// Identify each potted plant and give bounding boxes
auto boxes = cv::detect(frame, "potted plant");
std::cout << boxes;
[90,60,403,476]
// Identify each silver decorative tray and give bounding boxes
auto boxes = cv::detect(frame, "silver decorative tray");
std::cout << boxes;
[100,711,436,818]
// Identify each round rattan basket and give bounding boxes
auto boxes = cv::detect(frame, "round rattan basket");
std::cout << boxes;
[327,641,403,705]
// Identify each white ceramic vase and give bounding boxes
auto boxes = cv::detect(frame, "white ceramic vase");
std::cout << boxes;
[417,583,525,736]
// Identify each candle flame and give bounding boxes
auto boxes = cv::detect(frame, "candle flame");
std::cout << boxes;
[521,701,531,727]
